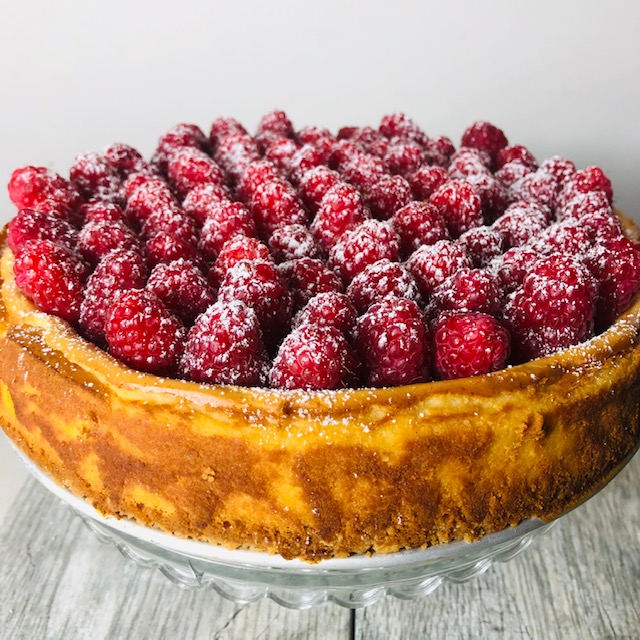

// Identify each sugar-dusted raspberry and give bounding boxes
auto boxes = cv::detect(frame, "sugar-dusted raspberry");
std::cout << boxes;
[457,225,507,268]
[146,259,215,325]
[297,125,334,148]
[270,324,357,390]
[289,144,329,185]
[277,257,344,311]
[181,182,232,227]
[384,141,424,178]
[217,259,293,345]
[341,153,389,191]
[209,117,248,150]
[8,166,82,215]
[539,155,576,184]
[579,210,623,242]
[256,110,295,146]
[104,142,150,178]
[391,202,449,258]
[502,255,596,361]
[180,300,268,386]
[329,140,363,172]
[460,121,508,168]
[379,113,428,145]
[293,291,357,334]
[79,248,148,343]
[198,201,257,261]
[152,123,208,173]
[268,224,323,263]
[558,166,614,209]
[511,170,559,212]
[213,132,261,183]
[80,201,127,225]
[166,147,226,200]
[105,289,185,374]
[123,172,158,200]
[487,246,541,293]
[70,152,122,202]
[250,177,308,238]
[298,165,341,212]
[264,138,299,174]
[208,235,272,287]
[77,220,141,265]
[448,147,491,179]
[588,236,640,330]
[125,178,179,228]
[463,172,507,221]
[310,182,369,251]
[556,191,612,223]
[492,201,550,248]
[234,160,280,204]
[407,165,448,201]
[141,205,198,245]
[329,219,400,281]
[428,268,502,319]
[494,161,534,192]
[429,179,483,238]
[432,311,510,380]
[422,136,456,168]
[528,220,593,257]
[496,145,538,170]
[353,296,430,387]
[146,231,200,268]
[406,239,473,298]
[7,208,78,254]
[346,258,422,313]
[362,174,413,220]
[13,240,88,324]
[345,126,390,157]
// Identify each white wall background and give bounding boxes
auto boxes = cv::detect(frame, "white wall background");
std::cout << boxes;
[0,0,639,220]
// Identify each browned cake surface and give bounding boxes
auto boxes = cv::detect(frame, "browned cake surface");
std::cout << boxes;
[1,219,640,562]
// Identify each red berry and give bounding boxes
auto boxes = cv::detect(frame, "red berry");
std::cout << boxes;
[208,236,272,287]
[465,172,508,221]
[329,140,363,172]
[528,220,593,257]
[250,177,308,238]
[146,259,215,325]
[145,231,200,268]
[362,174,413,220]
[457,226,507,268]
[429,179,484,238]
[460,121,508,168]
[268,223,323,262]
[539,156,576,184]
[496,145,538,170]
[379,113,427,145]
[384,141,424,178]
[104,143,150,178]
[492,201,550,248]
[289,144,329,185]
[510,170,559,212]
[13,240,88,324]
[298,166,341,212]
[141,205,198,245]
[8,208,77,254]
[105,289,185,374]
[297,126,334,148]
[346,258,422,313]
[494,162,534,192]
[264,138,299,174]
[181,183,232,227]
[558,166,613,208]
[152,123,208,173]
[353,297,430,387]
[166,147,226,200]
[213,133,261,184]
[428,268,502,319]
[407,166,448,201]
[422,136,456,167]
[256,110,295,146]
[180,300,268,386]
[341,153,389,191]
[125,178,179,228]
[234,161,280,204]
[8,166,82,214]
[270,324,358,390]
[556,191,612,223]
[488,246,541,293]
[123,172,160,200]
[293,291,357,333]
[70,152,122,202]
[198,201,256,261]
[209,117,248,150]
[346,126,391,157]
[329,219,400,281]
[80,201,127,225]
[448,147,491,179]
[77,220,141,265]
[579,210,623,242]
[277,257,344,311]
[432,312,510,380]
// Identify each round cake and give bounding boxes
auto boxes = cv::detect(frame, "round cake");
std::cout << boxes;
[1,114,639,562]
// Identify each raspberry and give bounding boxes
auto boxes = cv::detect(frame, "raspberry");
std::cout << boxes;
[209,117,248,150]
[428,268,502,319]
[264,138,299,174]
[268,224,323,262]
[384,142,424,178]
[250,177,308,239]
[213,133,261,184]
[432,312,510,380]
[181,183,232,227]
[277,257,344,312]
[198,201,256,261]
[166,147,226,200]
[579,210,623,242]
[141,205,198,245]
[346,259,422,313]
[460,121,508,168]
[406,239,473,298]
[488,246,541,293]
[492,201,550,248]
[448,147,491,179]
[123,172,158,201]
[208,236,272,287]
[588,236,640,330]
[180,300,268,386]
[310,182,369,251]
[346,126,390,157]
[7,208,77,254]
[511,170,559,212]
[217,259,293,345]
[528,220,593,257]
[298,166,341,212]
[270,324,358,390]
[362,174,413,220]
[422,136,456,167]
[496,145,538,170]
[457,226,507,268]
[558,166,613,208]
[429,179,483,238]
[289,144,329,185]
[256,110,295,147]
[465,172,507,221]
[494,162,533,192]
[105,289,185,375]
[8,166,82,214]
[234,161,280,204]
[80,201,127,225]
[13,240,88,324]
[70,152,122,202]
[146,259,215,325]
[145,231,200,268]
[329,140,363,172]
[79,248,148,343]
[502,255,596,361]
[556,191,612,223]
[77,220,141,265]
[293,291,357,334]
[152,123,208,173]
[104,143,150,178]
[341,154,389,191]
[407,166,448,201]
[353,297,430,387]
[539,156,576,184]
[379,113,427,145]
[297,126,334,148]
[125,179,179,228]
[329,219,400,281]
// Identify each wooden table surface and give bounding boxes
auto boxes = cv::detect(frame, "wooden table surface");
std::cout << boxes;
[1,453,639,640]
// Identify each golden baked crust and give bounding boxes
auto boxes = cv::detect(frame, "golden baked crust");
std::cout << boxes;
[1,218,639,562]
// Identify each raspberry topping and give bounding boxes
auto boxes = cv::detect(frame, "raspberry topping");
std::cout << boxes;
[384,141,424,178]
[125,178,178,228]
[80,201,127,225]
[298,166,341,212]
[104,143,150,178]
[407,166,448,201]
[558,166,614,208]
[429,179,483,238]
[492,201,550,248]
[353,297,430,387]
[198,201,256,261]
[70,152,122,203]
[181,183,232,227]
[428,268,502,319]
[362,174,413,220]
[422,136,456,167]
[8,208,78,254]
[145,231,200,268]
[488,246,541,293]
[249,177,308,239]
[208,236,272,287]
[391,202,449,258]
[277,257,344,311]
[267,223,323,263]
[556,191,613,223]
[379,113,427,145]
[8,166,81,214]
[166,147,226,200]
[432,312,510,380]
[460,121,508,168]
[293,291,357,334]
[264,138,299,174]
[77,220,141,265]
[457,226,507,268]
[496,145,538,170]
